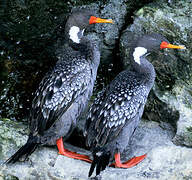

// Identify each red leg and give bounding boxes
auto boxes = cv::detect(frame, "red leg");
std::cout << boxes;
[56,137,92,163]
[110,153,146,168]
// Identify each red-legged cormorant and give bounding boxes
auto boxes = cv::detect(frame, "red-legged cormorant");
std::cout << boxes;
[85,33,186,176]
[6,9,113,164]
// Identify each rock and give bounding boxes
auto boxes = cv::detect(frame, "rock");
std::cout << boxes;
[120,0,192,146]
[92,0,157,89]
[1,118,192,180]
[0,118,89,179]
[101,145,192,180]
[0,0,70,121]
[0,118,28,164]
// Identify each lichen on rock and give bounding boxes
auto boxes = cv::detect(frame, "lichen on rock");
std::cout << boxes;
[0,118,28,163]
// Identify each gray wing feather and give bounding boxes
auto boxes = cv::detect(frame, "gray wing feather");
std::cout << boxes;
[86,77,148,147]
[30,57,91,134]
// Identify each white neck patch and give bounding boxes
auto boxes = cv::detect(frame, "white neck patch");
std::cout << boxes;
[133,47,147,64]
[69,26,81,43]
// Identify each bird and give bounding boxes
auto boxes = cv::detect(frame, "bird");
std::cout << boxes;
[85,33,186,176]
[6,9,113,164]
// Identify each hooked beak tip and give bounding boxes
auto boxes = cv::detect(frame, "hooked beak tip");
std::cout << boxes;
[179,45,186,50]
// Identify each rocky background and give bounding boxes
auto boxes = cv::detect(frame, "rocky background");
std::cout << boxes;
[1,0,192,179]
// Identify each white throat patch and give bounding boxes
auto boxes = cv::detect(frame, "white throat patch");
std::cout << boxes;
[69,26,81,43]
[133,47,147,64]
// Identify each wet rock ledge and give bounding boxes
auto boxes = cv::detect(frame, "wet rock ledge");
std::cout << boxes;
[1,119,192,180]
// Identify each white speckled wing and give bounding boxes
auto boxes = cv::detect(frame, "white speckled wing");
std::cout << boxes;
[86,70,149,147]
[30,57,92,134]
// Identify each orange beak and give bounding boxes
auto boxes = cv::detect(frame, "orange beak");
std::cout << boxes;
[160,41,186,50]
[89,16,114,24]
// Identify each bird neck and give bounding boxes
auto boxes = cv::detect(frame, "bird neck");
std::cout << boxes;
[55,36,93,62]
[69,36,93,56]
[59,36,100,69]
[130,48,156,84]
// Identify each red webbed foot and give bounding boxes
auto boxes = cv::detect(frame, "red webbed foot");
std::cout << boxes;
[56,137,92,163]
[110,153,146,168]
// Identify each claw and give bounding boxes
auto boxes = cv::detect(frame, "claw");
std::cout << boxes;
[56,137,92,163]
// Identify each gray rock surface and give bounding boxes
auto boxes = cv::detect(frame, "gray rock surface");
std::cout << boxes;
[0,119,27,163]
[1,119,192,180]
[120,0,192,146]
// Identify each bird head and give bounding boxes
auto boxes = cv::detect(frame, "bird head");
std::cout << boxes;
[65,9,113,44]
[132,33,186,65]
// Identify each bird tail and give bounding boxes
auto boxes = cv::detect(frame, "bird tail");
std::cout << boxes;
[6,135,38,164]
[88,147,111,177]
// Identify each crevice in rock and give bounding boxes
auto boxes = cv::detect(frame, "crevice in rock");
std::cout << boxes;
[96,0,156,90]
[143,91,179,132]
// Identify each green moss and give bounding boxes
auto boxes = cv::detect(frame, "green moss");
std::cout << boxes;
[0,118,27,161]
[1,118,10,122]
[183,172,192,180]
[3,174,19,180]
[186,126,192,142]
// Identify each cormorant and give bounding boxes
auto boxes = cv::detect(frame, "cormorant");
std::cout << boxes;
[85,33,185,176]
[6,9,113,164]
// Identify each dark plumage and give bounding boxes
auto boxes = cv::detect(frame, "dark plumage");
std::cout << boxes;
[6,9,113,163]
[85,33,186,176]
